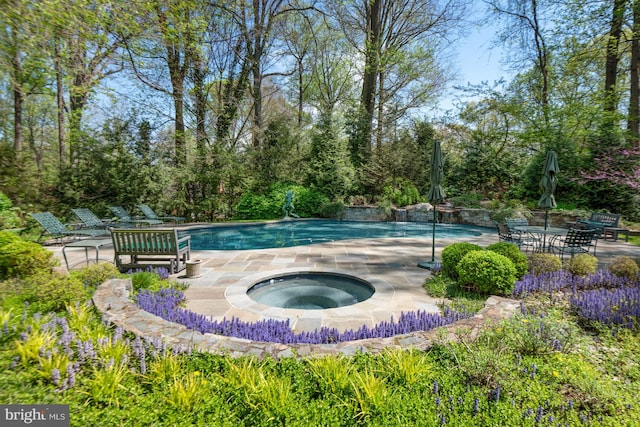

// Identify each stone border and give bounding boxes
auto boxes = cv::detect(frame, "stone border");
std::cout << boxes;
[93,278,522,358]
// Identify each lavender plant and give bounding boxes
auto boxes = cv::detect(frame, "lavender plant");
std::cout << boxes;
[134,288,471,344]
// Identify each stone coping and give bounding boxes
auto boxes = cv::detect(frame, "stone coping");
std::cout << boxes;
[93,278,522,358]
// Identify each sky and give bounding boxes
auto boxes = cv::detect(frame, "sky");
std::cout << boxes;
[435,23,511,115]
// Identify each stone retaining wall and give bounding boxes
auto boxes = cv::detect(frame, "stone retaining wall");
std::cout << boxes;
[93,278,522,359]
[340,206,580,228]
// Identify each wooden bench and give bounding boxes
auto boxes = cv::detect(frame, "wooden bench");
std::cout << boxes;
[110,228,191,274]
[584,212,628,241]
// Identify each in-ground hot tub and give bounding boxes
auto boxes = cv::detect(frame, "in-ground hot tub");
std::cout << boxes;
[247,272,375,310]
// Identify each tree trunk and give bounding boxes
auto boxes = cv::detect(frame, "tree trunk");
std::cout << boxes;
[54,39,66,168]
[360,0,381,153]
[604,0,627,114]
[629,0,640,139]
[9,26,22,159]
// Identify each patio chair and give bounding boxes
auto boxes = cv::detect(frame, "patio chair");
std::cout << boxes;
[71,208,133,229]
[548,228,598,260]
[504,218,540,252]
[30,212,110,242]
[137,204,186,223]
[497,222,537,253]
[108,206,163,226]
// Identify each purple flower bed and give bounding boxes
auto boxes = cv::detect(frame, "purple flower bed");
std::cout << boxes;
[134,288,471,344]
[512,270,640,330]
[570,286,640,329]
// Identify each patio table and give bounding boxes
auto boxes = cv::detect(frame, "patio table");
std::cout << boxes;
[62,238,113,270]
[515,226,567,253]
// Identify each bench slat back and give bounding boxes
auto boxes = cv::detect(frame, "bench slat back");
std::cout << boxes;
[111,228,179,255]
[588,212,620,227]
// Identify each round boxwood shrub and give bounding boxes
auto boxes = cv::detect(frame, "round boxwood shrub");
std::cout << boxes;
[564,253,598,276]
[441,242,484,279]
[0,240,57,280]
[70,263,121,289]
[486,242,528,278]
[527,253,562,275]
[457,251,517,295]
[607,256,640,279]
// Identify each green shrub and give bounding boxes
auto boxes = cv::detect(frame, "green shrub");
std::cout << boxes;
[0,230,21,248]
[527,253,563,275]
[21,272,88,314]
[0,240,57,280]
[457,251,517,295]
[564,254,598,276]
[234,185,329,220]
[486,242,528,278]
[0,192,21,229]
[382,178,422,206]
[71,263,121,288]
[441,242,484,279]
[317,202,344,219]
[131,271,165,294]
[607,256,640,279]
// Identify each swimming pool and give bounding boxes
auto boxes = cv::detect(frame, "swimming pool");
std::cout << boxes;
[182,220,486,250]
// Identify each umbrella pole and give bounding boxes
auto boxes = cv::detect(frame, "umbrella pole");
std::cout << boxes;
[431,208,436,262]
[543,209,549,251]
[418,206,439,269]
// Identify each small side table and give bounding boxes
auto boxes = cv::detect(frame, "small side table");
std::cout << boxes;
[62,239,113,270]
[603,227,630,242]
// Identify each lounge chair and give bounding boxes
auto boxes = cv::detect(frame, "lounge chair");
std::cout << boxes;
[137,204,186,223]
[71,208,132,229]
[30,212,110,241]
[108,206,163,226]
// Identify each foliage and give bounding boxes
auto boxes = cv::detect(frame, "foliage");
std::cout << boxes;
[564,254,598,277]
[486,242,528,278]
[234,184,329,220]
[0,191,21,229]
[447,192,483,208]
[70,263,121,289]
[489,201,532,224]
[527,253,562,275]
[2,272,88,314]
[456,251,517,295]
[0,230,21,247]
[0,240,57,280]
[440,242,484,279]
[316,201,344,219]
[607,256,640,280]
[381,178,422,207]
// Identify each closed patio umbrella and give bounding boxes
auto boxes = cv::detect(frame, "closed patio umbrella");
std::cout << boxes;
[538,149,559,231]
[418,140,446,269]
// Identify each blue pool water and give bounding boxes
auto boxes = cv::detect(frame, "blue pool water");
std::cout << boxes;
[248,273,375,309]
[182,220,486,250]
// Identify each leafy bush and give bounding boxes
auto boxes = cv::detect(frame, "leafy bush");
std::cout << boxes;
[131,271,166,294]
[71,263,121,289]
[607,256,640,279]
[457,251,517,295]
[21,272,88,314]
[0,230,21,248]
[317,201,344,219]
[486,242,528,278]
[0,240,57,280]
[527,253,562,275]
[441,242,483,279]
[564,254,598,276]
[381,178,422,206]
[0,192,21,229]
[234,185,329,220]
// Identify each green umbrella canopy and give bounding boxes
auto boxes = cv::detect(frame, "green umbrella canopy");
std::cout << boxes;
[427,140,446,203]
[538,150,559,210]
